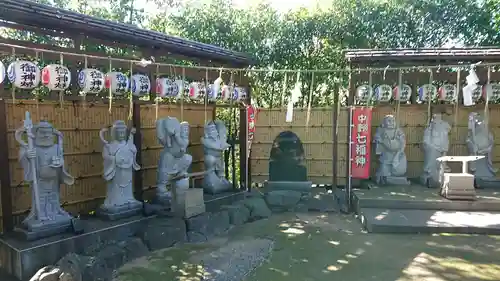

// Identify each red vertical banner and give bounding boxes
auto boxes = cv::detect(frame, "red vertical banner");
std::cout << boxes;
[247,104,257,142]
[350,107,373,179]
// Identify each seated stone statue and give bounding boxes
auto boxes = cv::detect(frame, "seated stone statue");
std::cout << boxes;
[467,113,499,188]
[374,115,410,185]
[15,113,75,238]
[156,117,193,203]
[99,120,143,220]
[420,113,451,188]
[202,120,232,194]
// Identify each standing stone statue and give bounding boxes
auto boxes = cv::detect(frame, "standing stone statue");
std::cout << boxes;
[99,120,142,220]
[467,113,499,188]
[156,117,192,203]
[15,112,75,239]
[420,113,451,188]
[202,120,232,194]
[373,115,410,185]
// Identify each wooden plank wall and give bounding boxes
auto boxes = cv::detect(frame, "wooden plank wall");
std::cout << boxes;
[251,105,500,186]
[0,100,214,232]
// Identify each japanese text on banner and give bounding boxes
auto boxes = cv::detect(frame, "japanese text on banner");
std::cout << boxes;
[350,107,372,179]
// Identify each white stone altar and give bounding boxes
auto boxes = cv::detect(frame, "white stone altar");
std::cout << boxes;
[98,120,143,220]
[437,155,484,200]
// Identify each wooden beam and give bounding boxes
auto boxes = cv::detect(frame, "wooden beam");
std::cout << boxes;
[0,99,13,232]
[132,99,143,200]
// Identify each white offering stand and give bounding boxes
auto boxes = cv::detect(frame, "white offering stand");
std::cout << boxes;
[436,155,484,200]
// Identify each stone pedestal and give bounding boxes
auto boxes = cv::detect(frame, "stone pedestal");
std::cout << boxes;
[173,188,206,219]
[440,173,476,200]
[15,218,72,241]
[385,177,410,185]
[98,202,143,221]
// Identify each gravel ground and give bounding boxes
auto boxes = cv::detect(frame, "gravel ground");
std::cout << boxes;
[190,238,274,281]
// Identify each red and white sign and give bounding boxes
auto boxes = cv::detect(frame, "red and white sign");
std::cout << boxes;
[247,104,257,142]
[350,107,372,179]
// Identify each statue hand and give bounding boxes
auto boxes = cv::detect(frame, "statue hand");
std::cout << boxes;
[27,149,36,159]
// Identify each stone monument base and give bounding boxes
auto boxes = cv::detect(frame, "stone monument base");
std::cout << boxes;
[15,219,72,241]
[263,181,312,193]
[385,177,410,186]
[475,178,500,189]
[98,202,143,221]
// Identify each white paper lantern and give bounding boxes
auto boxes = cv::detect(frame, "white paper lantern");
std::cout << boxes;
[171,79,186,99]
[355,85,373,103]
[189,82,204,99]
[233,86,247,101]
[41,64,71,91]
[105,72,129,95]
[78,68,104,94]
[156,78,175,98]
[207,84,220,101]
[418,84,437,102]
[393,84,412,102]
[7,60,41,89]
[221,85,232,101]
[471,86,482,102]
[374,84,392,102]
[482,83,500,101]
[438,84,457,102]
[131,74,151,97]
[0,61,5,84]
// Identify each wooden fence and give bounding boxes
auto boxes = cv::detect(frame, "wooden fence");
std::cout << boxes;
[251,105,500,186]
[0,100,214,233]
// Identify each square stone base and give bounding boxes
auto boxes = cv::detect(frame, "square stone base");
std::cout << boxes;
[14,221,72,241]
[98,203,143,221]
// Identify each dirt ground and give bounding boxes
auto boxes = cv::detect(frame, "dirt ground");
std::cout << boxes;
[115,212,500,281]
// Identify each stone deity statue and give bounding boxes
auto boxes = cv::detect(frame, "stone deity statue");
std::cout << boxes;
[99,120,142,219]
[15,113,75,238]
[373,115,410,185]
[467,113,499,187]
[156,117,192,203]
[420,113,451,188]
[202,120,232,194]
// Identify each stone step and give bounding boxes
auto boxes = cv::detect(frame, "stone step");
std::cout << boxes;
[358,207,500,234]
[354,196,500,211]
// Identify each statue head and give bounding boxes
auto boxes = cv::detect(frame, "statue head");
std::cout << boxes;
[180,121,189,139]
[469,113,487,134]
[111,120,128,141]
[382,115,396,129]
[204,122,218,140]
[34,121,55,147]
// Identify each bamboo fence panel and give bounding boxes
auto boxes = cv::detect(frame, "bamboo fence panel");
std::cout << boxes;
[0,100,214,233]
[252,105,500,186]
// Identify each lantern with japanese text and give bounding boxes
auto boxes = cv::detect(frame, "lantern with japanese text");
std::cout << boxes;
[171,79,186,99]
[438,84,457,102]
[206,84,220,101]
[41,64,71,91]
[221,85,232,101]
[374,84,392,102]
[482,83,500,101]
[78,68,105,94]
[418,84,437,102]
[7,60,41,89]
[393,84,412,102]
[233,86,247,101]
[355,85,373,103]
[471,86,482,102]
[105,72,129,95]
[131,74,151,97]
[0,61,5,84]
[156,78,176,98]
[189,82,204,99]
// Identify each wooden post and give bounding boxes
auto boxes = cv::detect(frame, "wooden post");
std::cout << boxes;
[0,99,13,232]
[332,83,339,189]
[132,98,143,200]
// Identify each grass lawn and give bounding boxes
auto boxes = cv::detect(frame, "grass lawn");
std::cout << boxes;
[115,212,500,281]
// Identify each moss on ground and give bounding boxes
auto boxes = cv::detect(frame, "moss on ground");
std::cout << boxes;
[115,213,500,281]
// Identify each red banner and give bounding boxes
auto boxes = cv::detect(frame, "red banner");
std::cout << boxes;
[350,107,372,179]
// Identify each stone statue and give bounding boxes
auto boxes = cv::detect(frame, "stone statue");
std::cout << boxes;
[99,120,142,220]
[373,115,410,185]
[156,117,192,203]
[15,112,74,238]
[420,113,451,187]
[201,120,232,194]
[467,113,499,187]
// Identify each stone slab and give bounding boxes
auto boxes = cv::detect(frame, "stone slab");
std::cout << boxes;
[97,204,143,221]
[263,181,312,193]
[358,208,500,234]
[14,222,72,241]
